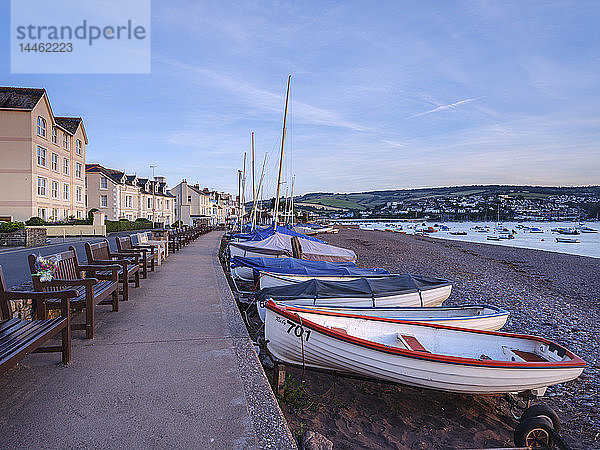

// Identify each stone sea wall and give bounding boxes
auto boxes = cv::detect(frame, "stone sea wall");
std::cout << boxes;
[0,227,46,247]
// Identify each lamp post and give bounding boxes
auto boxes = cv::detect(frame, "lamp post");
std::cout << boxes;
[150,164,157,225]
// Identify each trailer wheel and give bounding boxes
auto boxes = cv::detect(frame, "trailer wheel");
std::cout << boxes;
[521,403,561,433]
[514,416,554,448]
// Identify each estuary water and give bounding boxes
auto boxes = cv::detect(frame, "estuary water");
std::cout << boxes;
[358,221,600,259]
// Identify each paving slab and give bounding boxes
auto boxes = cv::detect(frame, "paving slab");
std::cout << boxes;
[0,231,296,449]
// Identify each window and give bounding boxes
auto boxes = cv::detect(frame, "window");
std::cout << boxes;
[37,116,46,137]
[100,195,108,207]
[76,186,83,202]
[125,195,133,208]
[158,199,162,209]
[147,198,151,209]
[37,147,47,167]
[51,208,58,221]
[166,200,169,209]
[100,177,108,189]
[63,184,69,200]
[51,181,59,198]
[63,209,69,219]
[187,195,191,203]
[52,128,57,144]
[76,210,82,219]
[63,158,69,175]
[37,177,47,196]
[37,208,46,220]
[76,139,82,155]
[51,153,58,171]
[75,162,82,178]
[147,214,152,220]
[63,132,69,149]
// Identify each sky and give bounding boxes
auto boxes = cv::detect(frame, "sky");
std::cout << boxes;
[2,0,599,197]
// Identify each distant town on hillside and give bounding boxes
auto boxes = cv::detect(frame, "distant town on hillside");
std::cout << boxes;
[255,185,600,222]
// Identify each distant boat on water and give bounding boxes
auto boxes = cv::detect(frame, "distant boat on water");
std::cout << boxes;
[529,227,544,233]
[556,237,580,243]
[577,224,598,233]
[556,228,580,235]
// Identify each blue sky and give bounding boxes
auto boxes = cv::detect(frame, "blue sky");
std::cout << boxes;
[2,1,599,197]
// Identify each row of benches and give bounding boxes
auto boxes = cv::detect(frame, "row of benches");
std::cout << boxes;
[0,225,209,376]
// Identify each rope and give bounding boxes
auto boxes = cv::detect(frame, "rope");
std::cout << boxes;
[298,314,306,380]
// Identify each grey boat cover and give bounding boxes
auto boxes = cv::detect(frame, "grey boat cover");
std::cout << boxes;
[256,274,451,302]
[229,232,356,262]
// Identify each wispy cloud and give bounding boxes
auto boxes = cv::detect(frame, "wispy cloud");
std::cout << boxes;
[408,97,483,118]
[153,53,369,132]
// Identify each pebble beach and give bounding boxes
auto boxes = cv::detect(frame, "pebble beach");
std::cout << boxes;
[272,228,599,449]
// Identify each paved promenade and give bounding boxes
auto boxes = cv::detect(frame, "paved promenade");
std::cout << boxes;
[0,231,296,449]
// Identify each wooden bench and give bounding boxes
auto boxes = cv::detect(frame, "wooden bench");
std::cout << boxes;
[137,232,166,264]
[116,235,154,279]
[168,230,181,252]
[85,239,140,302]
[1,265,75,372]
[28,248,120,339]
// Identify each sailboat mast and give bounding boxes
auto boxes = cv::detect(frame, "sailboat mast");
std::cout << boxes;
[273,75,291,229]
[252,152,267,230]
[241,152,247,224]
[251,132,256,223]
[290,175,296,226]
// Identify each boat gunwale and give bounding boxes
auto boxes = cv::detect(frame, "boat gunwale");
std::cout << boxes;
[267,301,586,369]
[282,303,510,322]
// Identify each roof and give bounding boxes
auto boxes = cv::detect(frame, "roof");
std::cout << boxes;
[55,117,82,134]
[0,87,88,143]
[0,87,45,110]
[86,164,174,197]
[86,164,125,184]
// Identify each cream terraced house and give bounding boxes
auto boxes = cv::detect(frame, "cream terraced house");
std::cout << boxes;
[86,164,175,225]
[170,179,239,226]
[0,87,88,222]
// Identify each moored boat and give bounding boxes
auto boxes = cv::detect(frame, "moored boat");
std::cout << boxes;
[256,274,452,321]
[279,304,509,331]
[265,301,586,395]
[555,237,580,243]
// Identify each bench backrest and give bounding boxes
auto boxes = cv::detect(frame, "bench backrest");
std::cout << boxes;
[116,236,133,251]
[86,240,111,262]
[28,249,81,291]
[0,266,12,319]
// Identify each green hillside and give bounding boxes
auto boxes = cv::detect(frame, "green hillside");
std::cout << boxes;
[293,185,600,211]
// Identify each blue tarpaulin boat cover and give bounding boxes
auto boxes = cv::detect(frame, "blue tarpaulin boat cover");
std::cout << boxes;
[231,225,325,243]
[256,275,452,302]
[230,256,390,277]
[229,232,357,262]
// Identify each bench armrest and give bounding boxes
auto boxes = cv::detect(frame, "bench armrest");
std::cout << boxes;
[109,251,139,263]
[4,289,78,301]
[39,278,98,288]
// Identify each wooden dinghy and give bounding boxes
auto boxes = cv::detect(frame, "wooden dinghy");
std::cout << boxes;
[279,304,509,331]
[265,301,585,395]
[256,275,452,321]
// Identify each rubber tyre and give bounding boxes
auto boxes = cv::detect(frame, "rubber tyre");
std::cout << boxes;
[514,416,554,448]
[521,403,561,433]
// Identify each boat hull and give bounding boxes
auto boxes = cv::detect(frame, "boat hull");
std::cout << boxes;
[265,305,585,395]
[257,284,452,321]
[281,304,509,331]
[258,272,391,289]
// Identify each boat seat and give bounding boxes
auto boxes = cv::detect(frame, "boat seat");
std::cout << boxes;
[512,350,547,362]
[503,346,548,362]
[398,334,430,353]
[330,326,348,335]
